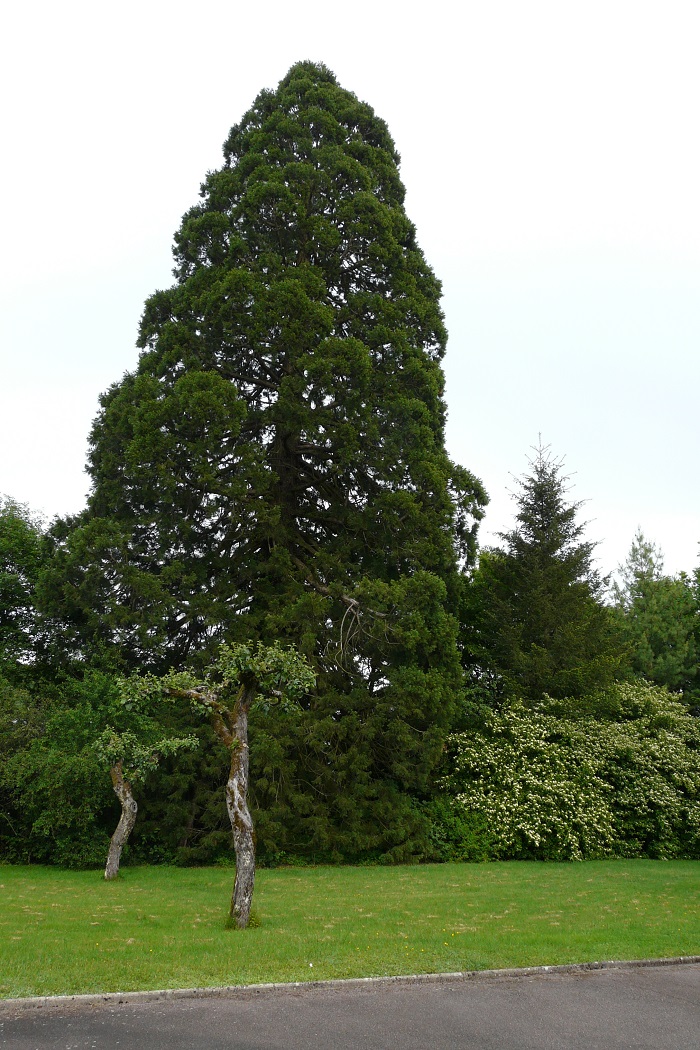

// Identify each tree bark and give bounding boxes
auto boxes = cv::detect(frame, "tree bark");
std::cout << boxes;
[104,761,138,880]
[166,679,258,928]
[225,683,256,928]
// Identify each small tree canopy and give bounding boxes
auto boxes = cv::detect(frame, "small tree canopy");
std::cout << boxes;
[124,641,315,926]
[0,497,45,669]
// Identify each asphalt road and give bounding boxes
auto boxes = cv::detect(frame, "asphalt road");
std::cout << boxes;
[2,964,699,1050]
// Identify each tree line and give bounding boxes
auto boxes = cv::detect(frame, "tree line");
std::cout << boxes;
[2,61,699,890]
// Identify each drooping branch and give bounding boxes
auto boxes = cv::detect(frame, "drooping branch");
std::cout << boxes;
[289,553,385,617]
[290,553,390,668]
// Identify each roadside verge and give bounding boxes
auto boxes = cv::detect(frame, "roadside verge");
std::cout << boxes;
[3,955,700,1013]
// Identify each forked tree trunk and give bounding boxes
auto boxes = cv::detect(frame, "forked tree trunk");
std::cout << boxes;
[225,684,256,928]
[104,761,138,880]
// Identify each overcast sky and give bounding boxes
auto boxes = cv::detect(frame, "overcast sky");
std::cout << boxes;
[1,0,698,578]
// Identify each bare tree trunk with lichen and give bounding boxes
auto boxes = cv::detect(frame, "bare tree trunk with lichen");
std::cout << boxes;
[105,760,138,880]
[225,684,256,927]
[202,681,257,928]
[163,648,313,929]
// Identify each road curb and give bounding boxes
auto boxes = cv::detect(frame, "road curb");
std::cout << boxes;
[3,955,700,1013]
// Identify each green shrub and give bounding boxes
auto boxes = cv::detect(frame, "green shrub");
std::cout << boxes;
[442,682,700,860]
[422,797,493,861]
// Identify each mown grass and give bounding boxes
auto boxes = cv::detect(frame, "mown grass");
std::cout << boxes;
[1,860,698,999]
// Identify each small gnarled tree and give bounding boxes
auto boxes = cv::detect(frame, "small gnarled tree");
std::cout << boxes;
[133,642,315,928]
[95,723,198,880]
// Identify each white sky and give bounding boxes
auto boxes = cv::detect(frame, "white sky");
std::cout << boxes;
[1,0,698,577]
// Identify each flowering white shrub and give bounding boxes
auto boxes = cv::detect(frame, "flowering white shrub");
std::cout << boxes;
[590,683,700,857]
[441,682,700,860]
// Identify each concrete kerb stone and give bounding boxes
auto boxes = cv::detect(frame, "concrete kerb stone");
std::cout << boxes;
[3,955,700,1014]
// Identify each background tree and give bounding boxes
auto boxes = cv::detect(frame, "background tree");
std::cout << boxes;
[463,444,624,704]
[0,674,51,861]
[0,497,45,674]
[612,530,699,704]
[2,675,118,866]
[0,673,196,871]
[40,61,486,861]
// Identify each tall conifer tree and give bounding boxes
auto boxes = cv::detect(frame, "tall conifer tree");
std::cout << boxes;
[43,62,485,859]
[464,445,622,704]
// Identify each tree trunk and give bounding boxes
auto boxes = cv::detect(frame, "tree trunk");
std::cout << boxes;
[226,684,256,928]
[104,761,138,880]
[174,678,259,928]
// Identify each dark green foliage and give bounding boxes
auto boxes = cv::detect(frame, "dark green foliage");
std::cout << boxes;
[463,444,624,704]
[421,797,493,862]
[40,62,485,861]
[0,675,116,865]
[612,530,699,704]
[0,675,42,859]
[130,720,231,866]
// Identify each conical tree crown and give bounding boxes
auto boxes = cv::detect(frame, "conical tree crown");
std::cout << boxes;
[612,532,698,696]
[501,447,596,583]
[74,60,480,666]
[466,445,622,703]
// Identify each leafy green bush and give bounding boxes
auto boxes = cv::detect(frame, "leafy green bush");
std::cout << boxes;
[1,677,118,865]
[422,797,493,861]
[442,682,700,860]
[0,671,197,868]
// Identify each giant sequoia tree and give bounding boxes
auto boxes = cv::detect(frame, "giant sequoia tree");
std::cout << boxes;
[43,62,485,859]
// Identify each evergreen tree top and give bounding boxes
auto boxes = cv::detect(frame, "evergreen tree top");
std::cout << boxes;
[611,529,665,610]
[163,60,414,299]
[48,61,485,679]
[223,60,400,170]
[498,443,599,590]
[468,443,623,703]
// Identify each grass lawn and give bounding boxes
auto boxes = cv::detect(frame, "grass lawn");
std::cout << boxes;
[1,860,698,999]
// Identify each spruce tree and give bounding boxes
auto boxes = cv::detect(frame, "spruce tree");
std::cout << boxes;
[42,62,485,860]
[465,444,623,704]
